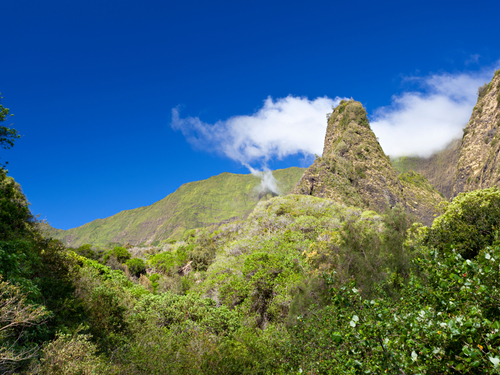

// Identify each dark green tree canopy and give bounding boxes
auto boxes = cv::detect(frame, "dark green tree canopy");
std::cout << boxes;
[0,95,20,168]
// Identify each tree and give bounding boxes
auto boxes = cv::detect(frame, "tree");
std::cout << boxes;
[0,95,20,168]
[125,257,146,277]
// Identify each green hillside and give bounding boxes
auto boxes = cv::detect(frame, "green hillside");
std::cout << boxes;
[46,167,305,247]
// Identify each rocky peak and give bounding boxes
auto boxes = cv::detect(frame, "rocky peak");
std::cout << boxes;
[293,100,443,224]
[452,70,500,196]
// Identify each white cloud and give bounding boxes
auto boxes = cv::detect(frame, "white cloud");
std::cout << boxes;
[172,63,500,170]
[371,67,498,157]
[171,95,342,168]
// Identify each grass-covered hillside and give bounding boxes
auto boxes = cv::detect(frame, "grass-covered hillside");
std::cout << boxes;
[46,167,305,247]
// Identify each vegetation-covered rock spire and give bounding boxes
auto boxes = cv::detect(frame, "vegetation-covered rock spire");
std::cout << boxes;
[293,99,443,225]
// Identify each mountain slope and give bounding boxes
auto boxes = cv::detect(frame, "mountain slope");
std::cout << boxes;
[391,139,461,199]
[452,70,500,196]
[293,99,444,224]
[47,167,305,247]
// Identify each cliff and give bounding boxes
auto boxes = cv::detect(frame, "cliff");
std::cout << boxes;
[391,139,460,199]
[452,70,500,196]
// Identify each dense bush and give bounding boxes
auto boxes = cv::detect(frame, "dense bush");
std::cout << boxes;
[0,278,48,374]
[0,170,35,241]
[426,187,500,259]
[73,243,105,262]
[38,332,111,375]
[126,257,146,277]
[111,246,131,263]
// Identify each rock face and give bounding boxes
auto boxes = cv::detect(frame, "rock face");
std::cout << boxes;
[293,100,444,224]
[452,70,500,196]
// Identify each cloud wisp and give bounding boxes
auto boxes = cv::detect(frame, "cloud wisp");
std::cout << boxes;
[371,67,498,157]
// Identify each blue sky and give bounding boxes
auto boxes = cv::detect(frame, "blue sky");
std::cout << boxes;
[1,0,500,229]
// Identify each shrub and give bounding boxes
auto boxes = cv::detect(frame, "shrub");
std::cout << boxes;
[426,188,500,259]
[111,246,131,263]
[38,332,111,375]
[0,278,48,374]
[87,285,129,353]
[149,251,177,274]
[0,170,35,241]
[126,257,146,277]
[74,243,101,261]
[477,82,489,98]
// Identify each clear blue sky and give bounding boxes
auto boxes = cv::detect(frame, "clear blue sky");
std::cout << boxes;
[1,0,500,229]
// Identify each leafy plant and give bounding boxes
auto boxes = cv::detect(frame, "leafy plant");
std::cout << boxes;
[426,187,500,259]
[281,245,500,374]
[126,257,146,277]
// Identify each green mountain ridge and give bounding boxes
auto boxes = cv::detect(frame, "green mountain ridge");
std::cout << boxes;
[46,167,305,247]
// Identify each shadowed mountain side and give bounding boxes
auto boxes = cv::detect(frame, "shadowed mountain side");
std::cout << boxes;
[452,70,500,196]
[391,139,461,199]
[46,167,305,247]
[292,100,444,225]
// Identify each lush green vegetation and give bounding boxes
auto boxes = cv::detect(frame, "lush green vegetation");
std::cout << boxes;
[3,95,500,374]
[5,172,500,373]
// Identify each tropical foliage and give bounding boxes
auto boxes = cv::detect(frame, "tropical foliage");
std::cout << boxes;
[3,95,500,373]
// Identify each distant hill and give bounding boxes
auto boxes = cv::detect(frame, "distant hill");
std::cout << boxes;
[45,167,305,247]
[293,99,444,225]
